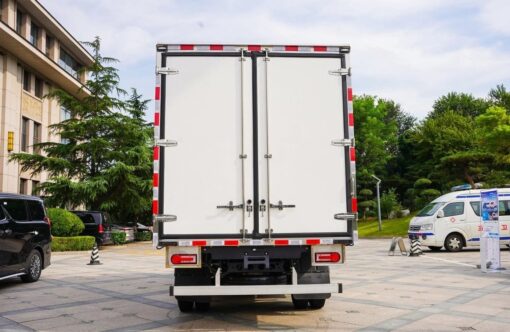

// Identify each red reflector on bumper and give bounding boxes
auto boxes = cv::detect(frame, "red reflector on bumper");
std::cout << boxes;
[274,239,289,246]
[315,252,341,263]
[224,240,239,246]
[192,240,207,246]
[171,254,197,265]
[306,239,321,245]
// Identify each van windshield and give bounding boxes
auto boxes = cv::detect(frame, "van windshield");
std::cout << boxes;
[417,202,445,217]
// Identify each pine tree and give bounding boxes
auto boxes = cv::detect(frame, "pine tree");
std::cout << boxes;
[10,37,152,224]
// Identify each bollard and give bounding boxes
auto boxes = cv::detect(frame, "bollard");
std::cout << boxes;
[409,238,422,256]
[87,242,102,265]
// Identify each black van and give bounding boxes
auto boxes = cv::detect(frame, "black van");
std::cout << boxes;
[0,194,51,282]
[71,211,111,246]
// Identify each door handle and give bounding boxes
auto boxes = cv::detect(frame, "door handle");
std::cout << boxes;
[269,201,296,210]
[29,231,39,235]
[3,229,12,235]
[217,201,244,211]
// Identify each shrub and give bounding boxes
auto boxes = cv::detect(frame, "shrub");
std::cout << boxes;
[48,208,84,237]
[380,188,400,219]
[135,231,152,241]
[414,178,432,189]
[111,231,126,245]
[52,236,95,251]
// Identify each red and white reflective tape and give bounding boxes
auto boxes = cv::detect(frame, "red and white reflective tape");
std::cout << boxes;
[175,238,335,247]
[163,44,343,53]
[344,53,357,214]
[153,74,161,216]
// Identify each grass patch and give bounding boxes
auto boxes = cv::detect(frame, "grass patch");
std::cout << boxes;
[52,236,96,251]
[358,214,414,238]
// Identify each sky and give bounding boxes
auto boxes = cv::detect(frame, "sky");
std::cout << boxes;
[41,0,510,120]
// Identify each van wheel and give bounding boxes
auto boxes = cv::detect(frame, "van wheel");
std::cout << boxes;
[445,234,464,252]
[309,299,326,309]
[21,250,42,283]
[428,246,442,252]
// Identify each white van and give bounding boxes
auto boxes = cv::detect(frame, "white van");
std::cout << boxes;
[408,189,510,252]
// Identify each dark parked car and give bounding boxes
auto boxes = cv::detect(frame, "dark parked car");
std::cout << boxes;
[0,193,51,283]
[71,211,112,245]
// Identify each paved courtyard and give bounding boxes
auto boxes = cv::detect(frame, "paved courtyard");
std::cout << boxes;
[1,240,510,331]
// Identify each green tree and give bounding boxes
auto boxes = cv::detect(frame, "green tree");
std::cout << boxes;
[429,92,489,119]
[380,188,400,219]
[475,105,510,186]
[353,95,398,190]
[358,188,375,220]
[409,111,478,188]
[10,37,152,224]
[488,85,510,111]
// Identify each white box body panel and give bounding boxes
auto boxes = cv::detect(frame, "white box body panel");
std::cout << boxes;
[156,45,355,241]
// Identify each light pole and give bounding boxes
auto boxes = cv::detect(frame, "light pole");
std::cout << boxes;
[371,174,382,231]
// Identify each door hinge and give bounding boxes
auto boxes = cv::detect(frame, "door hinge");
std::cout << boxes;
[331,138,354,147]
[156,67,179,75]
[155,214,177,222]
[334,213,356,221]
[156,139,178,147]
[328,67,351,76]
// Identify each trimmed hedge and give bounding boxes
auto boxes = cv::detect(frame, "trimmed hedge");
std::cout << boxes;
[48,208,84,237]
[52,236,95,251]
[111,231,126,245]
[135,231,152,241]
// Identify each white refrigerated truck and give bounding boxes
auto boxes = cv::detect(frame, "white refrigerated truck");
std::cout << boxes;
[152,44,357,312]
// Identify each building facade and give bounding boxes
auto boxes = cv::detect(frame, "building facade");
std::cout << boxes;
[0,0,93,195]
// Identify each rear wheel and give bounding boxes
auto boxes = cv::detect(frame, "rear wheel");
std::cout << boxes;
[20,250,42,283]
[445,234,464,252]
[292,296,308,309]
[428,246,442,252]
[177,299,194,312]
[309,299,326,309]
[195,302,210,311]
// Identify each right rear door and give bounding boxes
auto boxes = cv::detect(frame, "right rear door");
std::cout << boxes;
[256,53,352,238]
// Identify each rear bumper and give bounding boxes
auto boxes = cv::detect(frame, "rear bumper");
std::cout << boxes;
[170,283,342,296]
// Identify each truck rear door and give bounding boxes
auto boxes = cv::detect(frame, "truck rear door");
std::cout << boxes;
[156,45,355,242]
[157,52,254,238]
[256,53,354,238]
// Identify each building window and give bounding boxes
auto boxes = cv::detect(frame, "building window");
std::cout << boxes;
[59,48,81,79]
[30,22,39,46]
[23,70,31,92]
[19,178,28,195]
[60,107,71,144]
[46,35,53,56]
[35,77,43,98]
[31,180,40,196]
[33,122,41,154]
[61,107,71,121]
[16,10,23,34]
[21,117,29,152]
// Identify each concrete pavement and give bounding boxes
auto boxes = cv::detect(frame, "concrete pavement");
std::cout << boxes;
[1,240,509,331]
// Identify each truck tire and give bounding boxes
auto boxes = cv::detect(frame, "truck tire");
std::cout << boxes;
[177,299,194,312]
[445,233,464,252]
[309,299,326,309]
[292,296,308,309]
[195,302,210,311]
[21,250,42,283]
